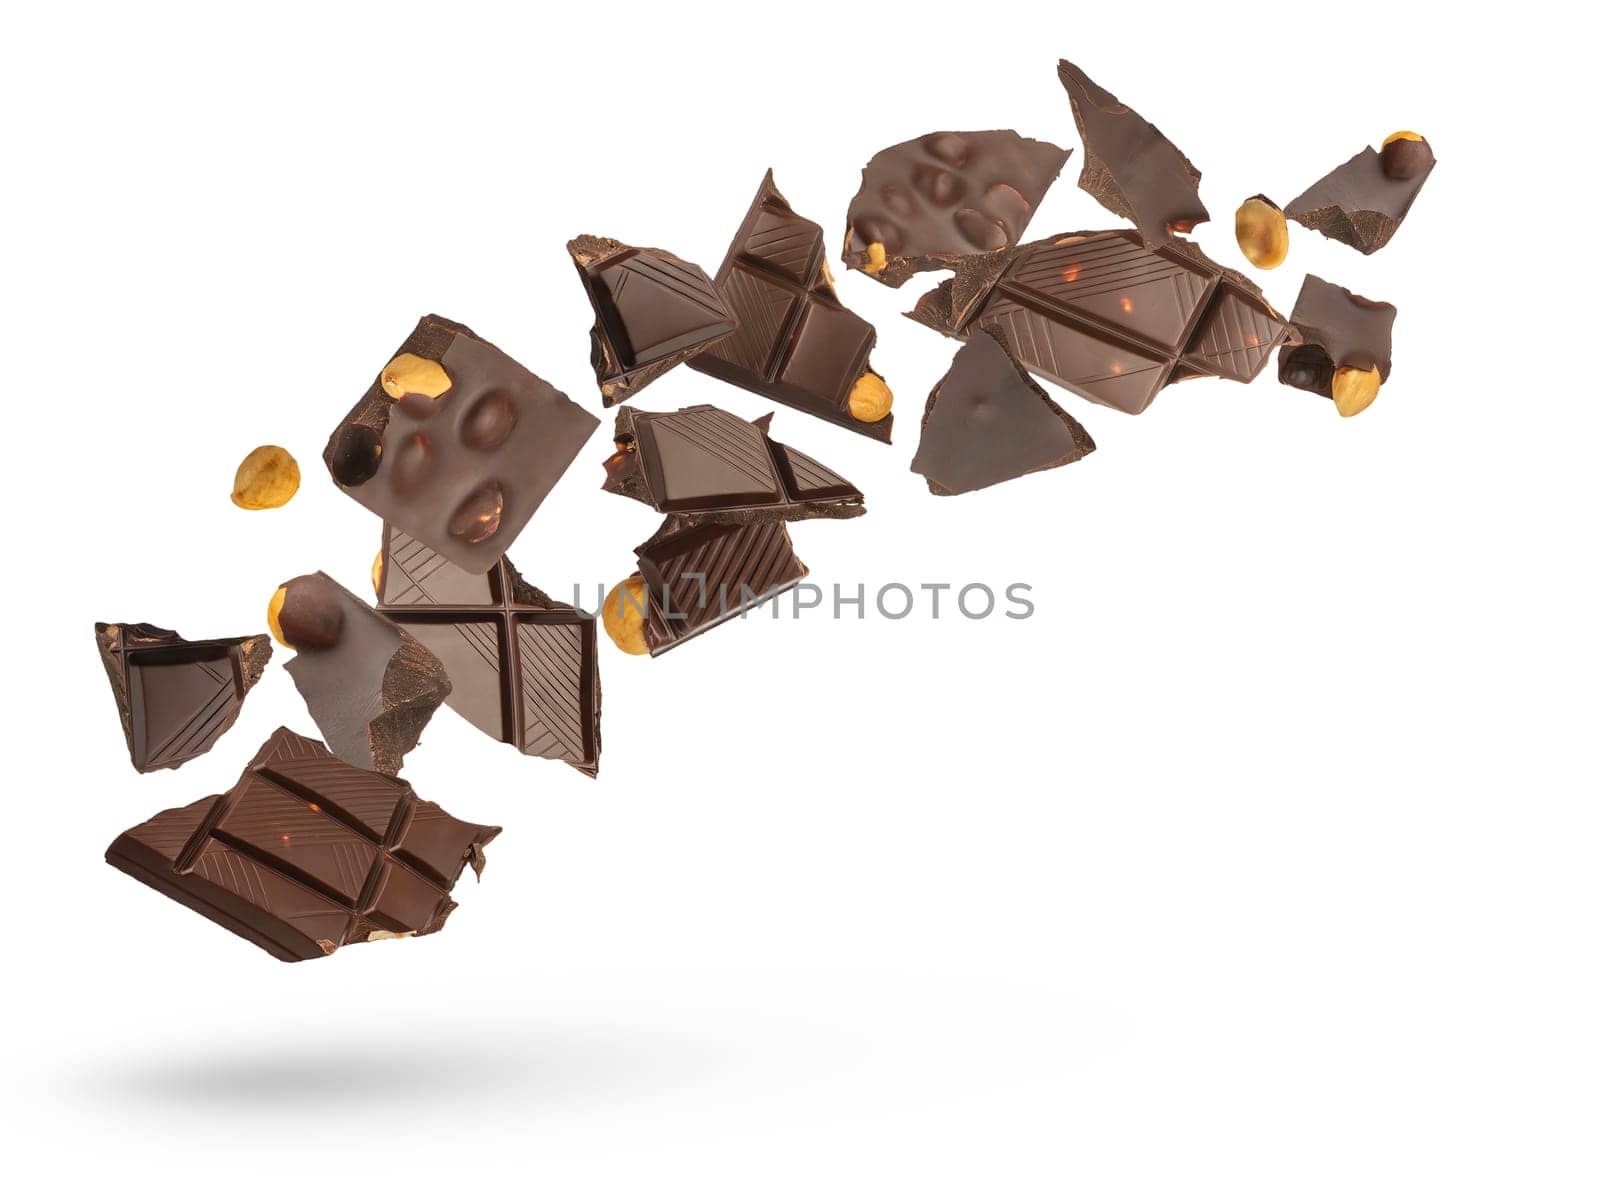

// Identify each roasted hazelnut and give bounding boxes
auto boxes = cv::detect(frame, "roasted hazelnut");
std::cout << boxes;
[371,550,384,597]
[863,241,888,276]
[447,481,505,544]
[602,575,651,656]
[328,423,383,487]
[848,371,893,423]
[1331,364,1382,417]
[1380,131,1434,181]
[461,392,517,450]
[269,576,344,651]
[1279,346,1334,395]
[1234,195,1289,270]
[231,444,300,509]
[380,353,452,400]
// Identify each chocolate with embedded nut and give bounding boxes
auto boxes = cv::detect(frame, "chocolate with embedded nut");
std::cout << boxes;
[1278,274,1396,415]
[1284,134,1435,255]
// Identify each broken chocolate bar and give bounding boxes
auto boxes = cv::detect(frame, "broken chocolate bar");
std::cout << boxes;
[911,329,1096,496]
[568,235,737,405]
[1279,274,1396,416]
[1285,134,1435,255]
[692,171,894,440]
[270,572,450,775]
[842,132,1071,288]
[325,315,598,575]
[602,403,864,524]
[94,622,271,773]
[375,526,601,777]
[106,727,499,962]
[1058,59,1209,246]
[908,230,1294,414]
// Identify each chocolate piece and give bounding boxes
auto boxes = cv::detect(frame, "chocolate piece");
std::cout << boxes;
[1058,59,1208,246]
[908,230,1295,415]
[94,623,271,773]
[692,171,894,441]
[568,235,737,405]
[105,727,499,962]
[1284,139,1435,255]
[375,526,601,777]
[632,517,807,657]
[841,132,1071,288]
[911,329,1096,496]
[324,315,598,575]
[276,572,450,775]
[1278,274,1396,399]
[603,403,864,524]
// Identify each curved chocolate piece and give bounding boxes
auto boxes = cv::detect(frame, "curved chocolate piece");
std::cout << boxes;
[842,131,1071,288]
[1058,59,1208,246]
[106,727,500,962]
[94,623,271,773]
[1285,142,1435,255]
[912,329,1095,496]
[568,235,736,404]
[1278,274,1397,399]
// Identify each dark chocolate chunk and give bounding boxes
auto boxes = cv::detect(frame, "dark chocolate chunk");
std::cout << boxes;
[1284,137,1435,255]
[323,315,598,575]
[375,526,602,777]
[907,230,1294,414]
[911,329,1096,496]
[275,572,450,775]
[567,235,737,405]
[632,517,808,657]
[94,623,271,773]
[841,132,1071,287]
[691,171,894,441]
[1058,59,1209,246]
[105,727,499,962]
[1278,274,1397,399]
[602,403,864,524]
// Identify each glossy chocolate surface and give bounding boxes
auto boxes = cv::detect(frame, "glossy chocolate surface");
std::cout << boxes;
[1278,274,1397,398]
[1285,143,1435,255]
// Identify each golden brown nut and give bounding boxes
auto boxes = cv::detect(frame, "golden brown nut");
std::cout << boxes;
[602,575,650,656]
[1332,365,1382,417]
[380,353,452,400]
[1234,196,1289,270]
[266,586,289,648]
[863,241,888,276]
[231,445,300,509]
[848,371,893,423]
[371,550,384,597]
[1382,130,1424,147]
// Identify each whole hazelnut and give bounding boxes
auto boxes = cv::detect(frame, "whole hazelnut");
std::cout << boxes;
[1380,131,1434,181]
[231,444,300,509]
[602,575,651,656]
[1331,365,1382,418]
[268,575,345,651]
[1234,195,1289,270]
[380,353,452,400]
[847,371,894,423]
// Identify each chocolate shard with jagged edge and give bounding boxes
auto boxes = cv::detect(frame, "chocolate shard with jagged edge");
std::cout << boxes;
[602,403,864,525]
[94,623,272,773]
[841,132,1071,289]
[323,314,598,575]
[271,572,450,776]
[568,235,737,405]
[1057,59,1209,247]
[906,230,1295,415]
[105,727,500,962]
[911,328,1096,496]
[693,171,895,440]
[1278,274,1397,405]
[374,526,602,777]
[1284,135,1435,255]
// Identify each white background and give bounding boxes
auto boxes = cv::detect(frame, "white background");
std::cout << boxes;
[2,2,1595,1189]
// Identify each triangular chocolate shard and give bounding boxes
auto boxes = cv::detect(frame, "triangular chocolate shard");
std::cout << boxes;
[568,235,736,405]
[911,329,1095,496]
[94,622,272,773]
[1284,142,1434,255]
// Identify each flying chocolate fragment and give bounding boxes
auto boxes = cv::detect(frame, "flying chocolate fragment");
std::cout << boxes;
[1285,134,1435,255]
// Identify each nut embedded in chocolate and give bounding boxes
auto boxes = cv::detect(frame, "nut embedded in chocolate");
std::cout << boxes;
[1234,195,1289,270]
[603,575,650,656]
[269,575,345,651]
[1331,364,1382,417]
[1380,131,1434,181]
[381,353,452,400]
[847,372,894,424]
[328,423,383,487]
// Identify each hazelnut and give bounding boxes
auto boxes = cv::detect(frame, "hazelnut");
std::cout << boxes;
[231,445,300,509]
[1331,365,1382,417]
[602,575,651,656]
[268,575,345,651]
[863,241,888,276]
[1234,195,1289,270]
[328,423,383,487]
[1380,130,1434,181]
[380,353,452,400]
[847,371,893,423]
[371,550,384,597]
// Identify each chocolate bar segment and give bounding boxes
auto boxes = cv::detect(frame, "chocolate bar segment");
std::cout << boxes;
[375,526,601,777]
[568,235,736,405]
[912,329,1096,496]
[94,623,271,773]
[1058,59,1209,246]
[1278,274,1396,398]
[105,727,499,962]
[324,315,598,574]
[1285,138,1435,255]
[907,231,1294,414]
[841,132,1071,287]
[275,572,450,775]
[691,172,893,441]
[603,404,864,524]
